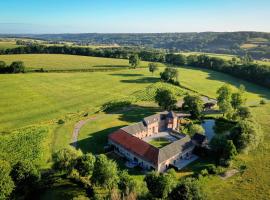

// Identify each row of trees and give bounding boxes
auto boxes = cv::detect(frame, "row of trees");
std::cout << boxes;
[0,61,25,73]
[2,44,270,89]
[1,44,166,63]
[185,54,270,89]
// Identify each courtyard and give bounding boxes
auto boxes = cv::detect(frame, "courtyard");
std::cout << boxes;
[142,131,179,148]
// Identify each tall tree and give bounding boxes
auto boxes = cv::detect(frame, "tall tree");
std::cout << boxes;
[183,95,204,119]
[52,146,83,173]
[148,63,159,75]
[0,61,7,73]
[236,106,252,120]
[9,61,25,73]
[168,178,205,200]
[74,153,96,177]
[230,119,263,153]
[155,88,177,110]
[91,154,119,190]
[217,84,233,118]
[160,67,179,83]
[144,170,177,199]
[231,85,246,109]
[118,170,137,196]
[223,140,238,161]
[10,161,40,196]
[129,54,140,68]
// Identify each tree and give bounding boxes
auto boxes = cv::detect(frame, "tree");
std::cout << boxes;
[168,178,205,200]
[165,54,186,65]
[9,61,25,73]
[118,170,137,196]
[188,124,205,136]
[160,67,179,83]
[10,161,40,195]
[155,88,177,110]
[0,160,15,200]
[129,54,140,68]
[91,154,119,190]
[223,140,237,161]
[144,171,177,199]
[74,153,96,177]
[236,106,252,120]
[230,119,263,153]
[183,95,204,119]
[52,146,83,172]
[210,135,237,164]
[231,85,246,109]
[217,84,233,118]
[0,61,7,73]
[148,63,158,75]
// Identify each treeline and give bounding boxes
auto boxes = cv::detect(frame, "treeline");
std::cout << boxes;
[0,146,206,200]
[1,44,270,89]
[0,44,166,62]
[3,32,269,58]
[0,61,25,73]
[185,54,270,89]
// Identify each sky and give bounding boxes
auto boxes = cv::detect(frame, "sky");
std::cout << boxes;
[0,0,269,34]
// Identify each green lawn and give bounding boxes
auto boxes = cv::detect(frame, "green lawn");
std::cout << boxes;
[149,137,172,148]
[0,54,154,70]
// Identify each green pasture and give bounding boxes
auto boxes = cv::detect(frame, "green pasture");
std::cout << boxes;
[0,54,153,70]
[181,52,237,61]
[1,54,270,199]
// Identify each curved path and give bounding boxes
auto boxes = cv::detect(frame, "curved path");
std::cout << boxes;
[72,117,97,148]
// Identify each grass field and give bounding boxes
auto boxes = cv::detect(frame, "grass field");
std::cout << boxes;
[1,54,270,199]
[0,54,153,70]
[181,52,237,61]
[0,40,21,49]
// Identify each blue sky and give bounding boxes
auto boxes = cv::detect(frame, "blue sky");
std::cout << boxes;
[0,0,269,33]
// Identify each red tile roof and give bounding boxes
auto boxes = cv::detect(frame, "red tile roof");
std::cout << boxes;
[108,129,159,165]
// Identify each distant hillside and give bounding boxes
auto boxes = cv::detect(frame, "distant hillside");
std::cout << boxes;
[1,32,270,59]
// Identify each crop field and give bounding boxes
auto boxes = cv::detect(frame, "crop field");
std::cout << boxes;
[0,126,52,167]
[0,54,153,71]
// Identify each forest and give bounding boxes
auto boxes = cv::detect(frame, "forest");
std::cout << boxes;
[1,32,270,59]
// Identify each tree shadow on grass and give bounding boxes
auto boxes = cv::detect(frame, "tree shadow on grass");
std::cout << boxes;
[104,104,161,123]
[75,126,124,154]
[121,77,159,84]
[75,105,161,154]
[109,73,144,77]
[92,65,129,68]
[183,66,270,100]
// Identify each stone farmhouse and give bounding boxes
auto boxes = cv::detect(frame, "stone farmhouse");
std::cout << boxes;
[108,111,197,172]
